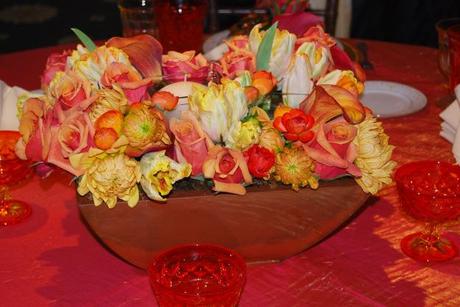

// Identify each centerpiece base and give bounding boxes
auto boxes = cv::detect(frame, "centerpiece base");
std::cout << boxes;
[78,177,369,269]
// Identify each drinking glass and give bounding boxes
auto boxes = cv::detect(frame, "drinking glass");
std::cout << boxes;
[0,131,32,226]
[155,0,208,52]
[118,0,158,37]
[148,244,246,306]
[435,18,460,107]
[448,24,460,92]
[395,161,460,263]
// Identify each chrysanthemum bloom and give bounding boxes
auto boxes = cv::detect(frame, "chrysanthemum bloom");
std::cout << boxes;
[274,146,318,191]
[77,153,141,208]
[89,85,128,122]
[353,117,396,194]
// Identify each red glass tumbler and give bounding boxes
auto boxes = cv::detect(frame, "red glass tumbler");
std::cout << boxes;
[448,25,460,91]
[148,244,247,306]
[155,0,208,52]
[395,161,460,263]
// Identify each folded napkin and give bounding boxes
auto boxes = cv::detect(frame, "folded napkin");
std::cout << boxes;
[440,84,460,162]
[0,80,29,131]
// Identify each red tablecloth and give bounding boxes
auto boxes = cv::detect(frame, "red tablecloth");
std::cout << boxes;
[2,41,460,306]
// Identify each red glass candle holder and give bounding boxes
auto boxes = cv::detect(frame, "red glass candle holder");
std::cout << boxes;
[395,161,460,263]
[148,244,246,306]
[0,131,32,226]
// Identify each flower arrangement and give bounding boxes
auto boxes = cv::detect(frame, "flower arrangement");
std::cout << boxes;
[15,24,396,208]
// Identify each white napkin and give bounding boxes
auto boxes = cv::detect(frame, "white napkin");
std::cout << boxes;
[0,80,29,131]
[440,84,460,162]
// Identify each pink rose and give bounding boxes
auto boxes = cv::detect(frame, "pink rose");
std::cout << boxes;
[57,111,94,158]
[219,36,255,78]
[169,111,214,176]
[101,62,152,104]
[40,50,71,90]
[49,71,91,110]
[302,118,361,179]
[202,146,252,195]
[162,51,209,84]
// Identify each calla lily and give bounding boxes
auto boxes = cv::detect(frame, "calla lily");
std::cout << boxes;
[249,24,296,81]
[106,34,163,82]
[300,85,365,125]
[140,151,192,202]
[281,54,313,108]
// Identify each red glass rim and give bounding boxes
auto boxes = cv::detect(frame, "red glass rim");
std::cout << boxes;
[436,17,460,31]
[447,24,460,40]
[394,160,460,196]
[148,243,247,295]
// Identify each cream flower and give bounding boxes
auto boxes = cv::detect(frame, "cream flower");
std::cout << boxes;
[296,41,330,80]
[140,151,191,202]
[317,69,364,96]
[249,24,296,81]
[353,117,396,194]
[76,152,141,208]
[189,79,248,143]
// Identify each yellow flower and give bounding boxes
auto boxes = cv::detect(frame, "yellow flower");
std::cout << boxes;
[259,127,284,153]
[76,152,141,208]
[296,42,330,80]
[140,151,191,202]
[353,117,397,194]
[226,117,261,151]
[274,146,318,191]
[89,85,128,122]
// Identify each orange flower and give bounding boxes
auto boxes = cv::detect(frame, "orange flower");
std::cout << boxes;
[252,70,277,95]
[150,91,179,111]
[273,109,315,143]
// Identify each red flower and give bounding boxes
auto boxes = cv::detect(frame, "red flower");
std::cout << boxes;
[273,109,315,143]
[244,145,275,179]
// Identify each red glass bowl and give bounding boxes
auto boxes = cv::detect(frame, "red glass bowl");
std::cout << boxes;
[394,160,460,223]
[148,244,247,307]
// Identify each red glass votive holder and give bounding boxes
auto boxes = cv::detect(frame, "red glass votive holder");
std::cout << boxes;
[155,0,208,52]
[148,244,247,307]
[447,25,460,91]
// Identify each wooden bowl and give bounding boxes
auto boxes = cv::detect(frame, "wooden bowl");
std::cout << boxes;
[78,178,369,269]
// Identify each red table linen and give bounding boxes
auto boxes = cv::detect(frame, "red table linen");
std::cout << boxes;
[2,40,460,306]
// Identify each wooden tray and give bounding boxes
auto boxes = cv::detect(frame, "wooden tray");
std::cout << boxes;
[78,178,369,269]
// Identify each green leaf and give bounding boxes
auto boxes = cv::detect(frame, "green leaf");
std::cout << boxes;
[273,2,281,15]
[256,22,278,71]
[71,28,96,52]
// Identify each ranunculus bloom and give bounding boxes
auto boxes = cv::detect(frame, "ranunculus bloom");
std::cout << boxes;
[89,85,128,123]
[170,110,214,176]
[150,91,179,111]
[244,144,275,179]
[41,50,71,90]
[219,36,255,79]
[48,71,91,110]
[162,50,209,84]
[202,146,252,195]
[140,150,192,202]
[302,118,361,180]
[273,108,315,143]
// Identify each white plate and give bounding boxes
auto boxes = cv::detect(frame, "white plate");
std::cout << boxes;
[360,81,427,118]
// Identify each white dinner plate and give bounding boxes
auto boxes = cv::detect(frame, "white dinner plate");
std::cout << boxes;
[360,81,427,118]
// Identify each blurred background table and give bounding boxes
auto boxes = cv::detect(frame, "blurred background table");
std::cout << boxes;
[2,39,460,306]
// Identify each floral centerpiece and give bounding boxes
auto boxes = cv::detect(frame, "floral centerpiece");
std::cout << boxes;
[15,24,396,209]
